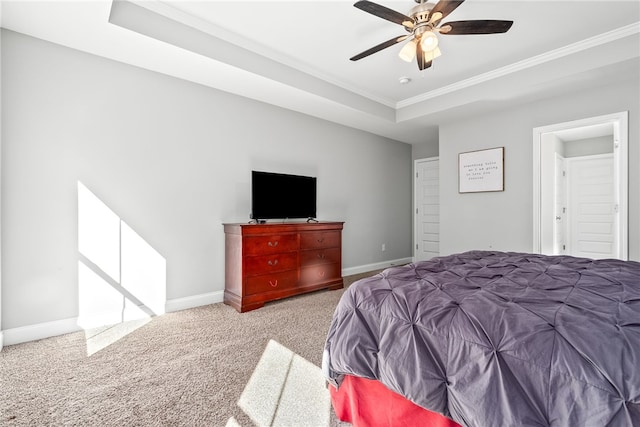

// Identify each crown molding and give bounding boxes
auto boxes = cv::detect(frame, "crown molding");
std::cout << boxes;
[396,22,640,110]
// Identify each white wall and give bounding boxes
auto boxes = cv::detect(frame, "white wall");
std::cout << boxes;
[1,30,412,336]
[439,76,639,260]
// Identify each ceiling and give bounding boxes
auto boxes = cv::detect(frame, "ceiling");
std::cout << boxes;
[1,0,639,144]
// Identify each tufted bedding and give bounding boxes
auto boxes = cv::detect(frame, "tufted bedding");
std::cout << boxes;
[323,251,640,426]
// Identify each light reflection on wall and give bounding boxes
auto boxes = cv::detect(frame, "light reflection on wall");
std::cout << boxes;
[78,182,120,283]
[121,221,166,316]
[77,182,166,355]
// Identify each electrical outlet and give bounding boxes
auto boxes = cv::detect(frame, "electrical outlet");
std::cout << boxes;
[381,243,386,252]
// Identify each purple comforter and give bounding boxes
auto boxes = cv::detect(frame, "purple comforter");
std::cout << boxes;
[323,251,640,426]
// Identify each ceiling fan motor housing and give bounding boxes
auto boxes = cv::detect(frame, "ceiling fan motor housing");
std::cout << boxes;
[410,1,436,20]
[409,1,437,37]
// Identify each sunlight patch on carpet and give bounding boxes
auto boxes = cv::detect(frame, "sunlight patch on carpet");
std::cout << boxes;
[225,417,242,427]
[236,339,331,426]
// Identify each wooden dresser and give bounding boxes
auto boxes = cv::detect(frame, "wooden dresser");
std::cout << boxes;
[223,221,344,312]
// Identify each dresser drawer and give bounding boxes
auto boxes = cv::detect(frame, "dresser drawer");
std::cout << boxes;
[244,234,298,256]
[245,270,298,295]
[300,231,340,249]
[245,252,298,276]
[300,247,341,267]
[299,263,341,286]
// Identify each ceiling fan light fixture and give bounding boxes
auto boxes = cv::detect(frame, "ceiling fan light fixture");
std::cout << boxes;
[420,31,439,52]
[398,39,417,62]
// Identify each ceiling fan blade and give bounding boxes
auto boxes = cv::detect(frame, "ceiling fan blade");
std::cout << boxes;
[440,20,514,35]
[429,0,465,24]
[416,47,433,71]
[354,1,414,28]
[350,35,409,61]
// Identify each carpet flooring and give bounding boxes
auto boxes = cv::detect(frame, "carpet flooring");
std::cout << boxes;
[0,270,382,426]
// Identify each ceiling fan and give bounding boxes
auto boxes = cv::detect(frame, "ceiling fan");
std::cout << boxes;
[350,0,513,70]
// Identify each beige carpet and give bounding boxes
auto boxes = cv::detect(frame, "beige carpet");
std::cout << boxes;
[0,270,383,426]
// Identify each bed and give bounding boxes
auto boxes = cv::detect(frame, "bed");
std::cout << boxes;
[323,251,640,426]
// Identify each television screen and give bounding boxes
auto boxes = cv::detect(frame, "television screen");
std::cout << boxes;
[251,171,317,220]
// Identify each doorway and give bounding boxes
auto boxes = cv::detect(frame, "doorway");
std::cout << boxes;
[532,112,628,260]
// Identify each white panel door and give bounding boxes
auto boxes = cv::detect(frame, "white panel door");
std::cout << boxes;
[567,154,616,259]
[415,158,439,262]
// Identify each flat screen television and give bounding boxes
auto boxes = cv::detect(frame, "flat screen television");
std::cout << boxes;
[251,171,317,221]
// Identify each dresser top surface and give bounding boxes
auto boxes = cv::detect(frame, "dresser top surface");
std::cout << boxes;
[223,221,344,235]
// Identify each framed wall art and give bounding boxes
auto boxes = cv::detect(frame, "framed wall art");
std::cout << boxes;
[459,147,504,193]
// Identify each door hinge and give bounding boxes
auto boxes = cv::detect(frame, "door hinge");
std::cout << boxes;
[614,204,619,213]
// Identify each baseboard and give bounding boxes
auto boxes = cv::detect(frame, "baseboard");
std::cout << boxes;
[342,257,413,277]
[3,317,81,347]
[164,291,224,313]
[2,291,226,347]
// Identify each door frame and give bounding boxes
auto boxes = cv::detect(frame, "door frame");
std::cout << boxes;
[532,111,628,260]
[413,157,439,262]
[552,153,567,255]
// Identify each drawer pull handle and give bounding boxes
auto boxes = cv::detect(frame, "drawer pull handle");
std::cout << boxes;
[269,280,278,288]
[268,241,279,247]
[318,271,326,278]
[317,238,324,243]
[268,259,279,266]
[317,253,325,259]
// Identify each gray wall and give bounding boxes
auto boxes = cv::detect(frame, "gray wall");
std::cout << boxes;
[439,77,639,260]
[1,30,412,332]
[412,130,439,160]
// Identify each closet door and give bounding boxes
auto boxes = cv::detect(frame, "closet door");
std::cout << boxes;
[567,154,616,259]
[415,158,439,262]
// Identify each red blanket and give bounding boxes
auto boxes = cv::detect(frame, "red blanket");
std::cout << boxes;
[330,375,462,427]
